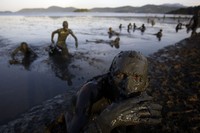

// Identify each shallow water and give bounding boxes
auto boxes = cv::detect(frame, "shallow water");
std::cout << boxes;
[0,12,192,125]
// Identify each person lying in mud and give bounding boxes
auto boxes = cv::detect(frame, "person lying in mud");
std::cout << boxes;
[188,10,200,36]
[51,21,78,58]
[65,51,162,133]
[153,29,163,41]
[9,42,37,70]
[108,27,120,38]
[86,37,120,49]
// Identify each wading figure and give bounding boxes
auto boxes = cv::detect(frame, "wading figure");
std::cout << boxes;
[51,21,78,58]
[176,23,183,32]
[9,42,37,70]
[127,23,132,33]
[153,29,163,41]
[138,24,146,34]
[65,51,162,133]
[119,24,122,31]
[188,10,200,36]
[133,23,137,32]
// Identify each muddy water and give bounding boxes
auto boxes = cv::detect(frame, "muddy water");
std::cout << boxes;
[0,13,191,125]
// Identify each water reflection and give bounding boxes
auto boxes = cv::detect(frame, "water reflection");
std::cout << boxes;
[49,55,75,86]
[9,55,37,70]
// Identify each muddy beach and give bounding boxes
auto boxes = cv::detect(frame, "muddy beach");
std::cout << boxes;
[0,32,199,133]
[147,33,200,132]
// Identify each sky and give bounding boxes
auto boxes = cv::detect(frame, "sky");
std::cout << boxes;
[0,0,199,12]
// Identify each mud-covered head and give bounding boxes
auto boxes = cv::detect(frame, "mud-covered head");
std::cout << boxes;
[63,21,68,28]
[20,42,29,52]
[109,51,148,97]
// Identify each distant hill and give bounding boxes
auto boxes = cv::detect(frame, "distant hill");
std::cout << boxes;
[161,3,185,8]
[0,3,186,14]
[0,11,12,14]
[167,5,200,15]
[90,6,137,12]
[90,5,181,13]
[17,6,76,13]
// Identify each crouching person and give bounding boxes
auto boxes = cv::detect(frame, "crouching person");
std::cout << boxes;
[65,51,162,133]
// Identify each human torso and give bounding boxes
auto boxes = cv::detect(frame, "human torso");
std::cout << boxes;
[57,28,72,46]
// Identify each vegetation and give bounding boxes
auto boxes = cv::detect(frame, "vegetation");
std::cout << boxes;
[168,5,200,15]
[74,9,89,12]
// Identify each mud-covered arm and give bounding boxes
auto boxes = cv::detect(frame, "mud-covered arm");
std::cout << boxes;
[84,92,162,133]
[11,47,21,60]
[69,29,78,48]
[188,16,195,26]
[67,82,102,133]
[51,29,59,44]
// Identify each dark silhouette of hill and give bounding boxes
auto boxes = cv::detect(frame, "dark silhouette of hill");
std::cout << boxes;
[167,5,200,15]
[17,6,76,13]
[90,4,182,13]
[14,4,184,14]
[161,3,185,8]
[0,11,13,14]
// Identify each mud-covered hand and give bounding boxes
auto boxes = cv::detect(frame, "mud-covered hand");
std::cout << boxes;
[9,59,20,64]
[84,92,162,133]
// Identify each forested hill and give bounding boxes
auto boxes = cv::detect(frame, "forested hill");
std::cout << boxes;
[12,4,184,14]
[167,5,200,15]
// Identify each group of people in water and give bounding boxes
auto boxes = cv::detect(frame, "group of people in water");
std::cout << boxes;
[9,21,78,67]
[10,10,200,66]
[110,22,162,41]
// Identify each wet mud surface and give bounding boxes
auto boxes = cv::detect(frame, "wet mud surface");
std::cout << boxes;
[0,33,199,133]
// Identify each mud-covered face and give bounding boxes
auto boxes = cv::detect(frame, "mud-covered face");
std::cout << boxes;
[21,42,28,52]
[63,21,68,28]
[109,51,148,96]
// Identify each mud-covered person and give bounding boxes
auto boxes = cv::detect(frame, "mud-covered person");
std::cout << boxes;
[51,21,78,58]
[188,10,200,36]
[153,29,163,41]
[86,37,120,49]
[108,27,119,38]
[9,42,37,69]
[65,51,162,133]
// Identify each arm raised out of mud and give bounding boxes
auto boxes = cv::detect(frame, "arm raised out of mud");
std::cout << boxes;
[84,92,162,133]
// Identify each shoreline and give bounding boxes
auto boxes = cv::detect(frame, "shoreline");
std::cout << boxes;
[0,33,200,132]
